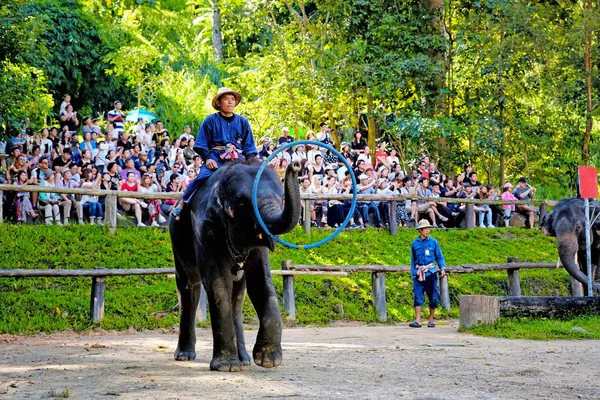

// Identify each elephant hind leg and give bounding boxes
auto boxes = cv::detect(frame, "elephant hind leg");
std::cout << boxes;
[174,267,201,361]
[232,273,251,366]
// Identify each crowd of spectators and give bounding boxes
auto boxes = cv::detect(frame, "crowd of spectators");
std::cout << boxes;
[0,98,538,229]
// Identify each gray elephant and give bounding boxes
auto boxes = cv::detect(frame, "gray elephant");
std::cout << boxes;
[169,160,301,371]
[540,198,600,293]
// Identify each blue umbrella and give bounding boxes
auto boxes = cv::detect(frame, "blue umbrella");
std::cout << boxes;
[126,109,158,122]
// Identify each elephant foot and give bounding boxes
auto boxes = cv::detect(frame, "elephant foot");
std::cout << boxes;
[210,357,244,372]
[174,347,196,361]
[238,347,252,366]
[253,343,282,368]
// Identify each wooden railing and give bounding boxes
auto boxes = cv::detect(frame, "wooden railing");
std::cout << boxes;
[1,257,580,324]
[0,183,557,234]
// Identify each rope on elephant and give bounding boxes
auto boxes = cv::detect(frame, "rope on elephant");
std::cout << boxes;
[252,140,358,249]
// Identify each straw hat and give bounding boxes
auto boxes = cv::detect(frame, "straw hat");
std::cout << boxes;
[212,87,241,110]
[415,219,434,230]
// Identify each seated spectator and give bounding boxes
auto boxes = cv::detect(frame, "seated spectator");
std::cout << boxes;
[15,171,38,222]
[340,174,364,228]
[39,128,54,158]
[475,185,494,228]
[135,151,151,174]
[182,138,196,164]
[180,125,194,141]
[259,142,275,160]
[310,175,329,227]
[429,162,441,183]
[309,154,325,181]
[79,149,94,171]
[277,127,294,149]
[357,173,382,228]
[38,172,62,225]
[117,131,133,151]
[387,148,400,168]
[60,104,79,132]
[350,132,367,160]
[307,144,322,164]
[357,146,373,169]
[440,178,464,226]
[430,182,453,227]
[415,178,447,227]
[467,172,480,190]
[299,177,313,225]
[119,171,146,227]
[160,173,183,216]
[119,158,142,181]
[79,131,98,152]
[53,148,73,174]
[80,169,103,225]
[501,182,518,227]
[513,177,537,228]
[374,143,388,169]
[323,147,338,166]
[291,144,306,163]
[324,175,344,227]
[417,159,429,179]
[274,158,288,183]
[8,154,31,184]
[56,169,83,225]
[398,176,416,226]
[138,173,164,227]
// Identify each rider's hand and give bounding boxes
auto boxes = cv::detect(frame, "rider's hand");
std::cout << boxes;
[440,269,447,278]
[206,159,218,170]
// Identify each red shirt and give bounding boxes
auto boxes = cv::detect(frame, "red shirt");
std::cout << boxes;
[120,181,138,192]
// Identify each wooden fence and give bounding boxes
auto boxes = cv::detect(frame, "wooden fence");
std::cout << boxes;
[1,257,580,324]
[0,183,557,235]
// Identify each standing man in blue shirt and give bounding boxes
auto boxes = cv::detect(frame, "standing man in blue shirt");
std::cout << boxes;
[171,87,258,219]
[409,219,446,328]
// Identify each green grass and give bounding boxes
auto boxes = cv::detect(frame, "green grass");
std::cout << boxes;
[0,224,571,336]
[463,316,600,340]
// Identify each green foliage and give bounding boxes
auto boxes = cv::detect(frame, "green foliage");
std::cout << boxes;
[0,224,566,335]
[463,316,600,340]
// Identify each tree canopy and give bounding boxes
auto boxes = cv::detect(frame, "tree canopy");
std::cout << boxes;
[1,0,599,195]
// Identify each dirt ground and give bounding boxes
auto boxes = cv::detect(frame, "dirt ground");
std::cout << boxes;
[1,321,598,400]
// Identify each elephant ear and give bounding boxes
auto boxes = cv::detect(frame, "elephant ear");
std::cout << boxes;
[205,180,235,224]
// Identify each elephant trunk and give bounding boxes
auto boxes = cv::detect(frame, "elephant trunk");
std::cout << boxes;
[557,234,600,293]
[261,162,302,236]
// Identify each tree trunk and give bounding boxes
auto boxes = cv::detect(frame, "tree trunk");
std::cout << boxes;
[212,0,223,62]
[582,0,594,164]
[367,92,377,165]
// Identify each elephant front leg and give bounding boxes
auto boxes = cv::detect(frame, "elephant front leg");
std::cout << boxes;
[174,272,200,361]
[205,274,243,372]
[245,250,283,368]
[232,273,251,366]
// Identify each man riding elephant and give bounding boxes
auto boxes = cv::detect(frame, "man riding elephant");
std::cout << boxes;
[171,87,256,220]
[541,198,600,293]
[169,88,302,372]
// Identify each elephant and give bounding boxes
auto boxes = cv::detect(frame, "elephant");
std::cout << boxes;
[540,198,600,293]
[169,159,301,371]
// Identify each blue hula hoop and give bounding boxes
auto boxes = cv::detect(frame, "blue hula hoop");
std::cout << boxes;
[252,140,358,250]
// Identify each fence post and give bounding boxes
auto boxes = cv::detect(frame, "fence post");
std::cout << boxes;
[371,271,387,322]
[303,199,311,234]
[389,201,398,235]
[539,203,547,223]
[90,276,106,323]
[105,194,118,235]
[282,260,296,320]
[0,190,3,225]
[196,284,208,322]
[507,257,521,297]
[439,273,451,311]
[570,277,585,297]
[465,203,475,230]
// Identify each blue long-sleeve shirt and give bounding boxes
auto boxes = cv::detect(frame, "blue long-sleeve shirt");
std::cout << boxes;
[193,113,257,162]
[410,236,446,280]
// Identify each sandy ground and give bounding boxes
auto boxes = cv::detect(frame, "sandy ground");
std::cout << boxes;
[1,321,599,400]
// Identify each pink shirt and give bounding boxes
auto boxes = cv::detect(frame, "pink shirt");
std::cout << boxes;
[502,191,517,210]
